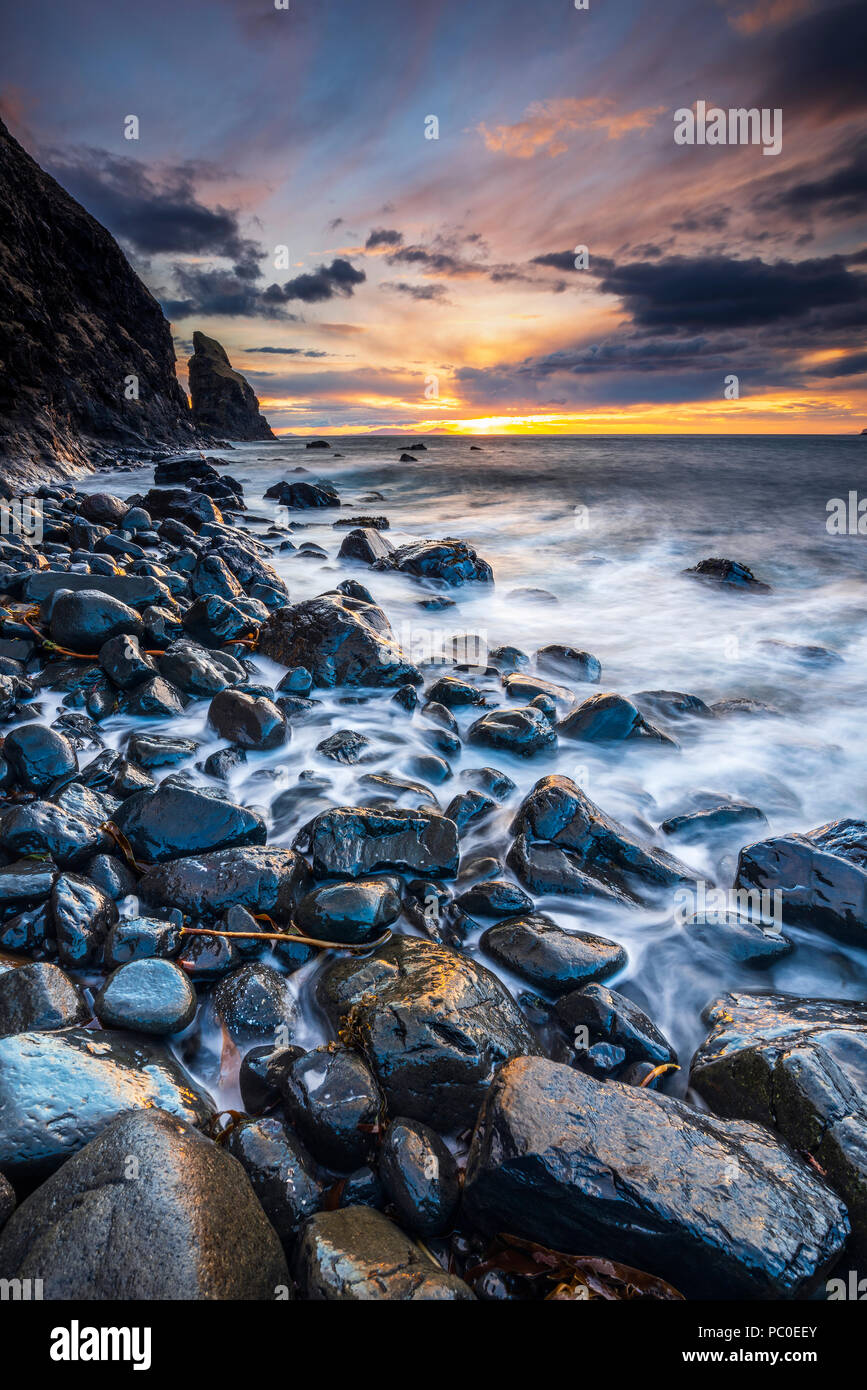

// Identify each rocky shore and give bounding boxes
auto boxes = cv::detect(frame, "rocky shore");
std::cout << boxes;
[0,450,864,1302]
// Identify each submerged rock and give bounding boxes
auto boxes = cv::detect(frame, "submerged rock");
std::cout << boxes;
[480,913,627,995]
[464,1056,848,1299]
[683,557,771,593]
[316,934,539,1129]
[293,1206,475,1300]
[374,537,494,586]
[468,705,557,758]
[296,805,459,880]
[0,1027,214,1179]
[691,992,867,1251]
[536,644,601,683]
[0,1109,287,1298]
[208,688,288,750]
[259,590,422,689]
[557,692,675,745]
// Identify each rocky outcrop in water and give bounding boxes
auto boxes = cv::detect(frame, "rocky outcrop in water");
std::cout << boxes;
[188,331,275,441]
[0,118,200,475]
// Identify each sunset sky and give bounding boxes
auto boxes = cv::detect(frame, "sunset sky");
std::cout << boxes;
[2,0,865,434]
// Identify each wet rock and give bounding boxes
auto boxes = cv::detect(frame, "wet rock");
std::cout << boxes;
[735,820,867,946]
[0,1109,287,1298]
[121,673,185,718]
[375,537,494,586]
[454,878,533,920]
[316,728,370,764]
[0,961,89,1036]
[509,775,697,904]
[20,570,172,610]
[316,935,539,1129]
[203,746,248,780]
[50,872,117,967]
[191,551,245,601]
[684,914,793,967]
[555,983,677,1069]
[158,638,245,696]
[227,1116,324,1245]
[211,962,298,1045]
[444,789,496,834]
[759,637,842,668]
[208,688,287,750]
[683,557,771,593]
[176,930,239,982]
[125,731,199,768]
[259,590,422,689]
[339,1165,384,1210]
[139,845,309,920]
[112,784,267,863]
[460,766,516,802]
[464,1056,848,1299]
[265,479,339,508]
[94,959,197,1035]
[295,877,401,944]
[426,675,487,709]
[82,852,138,900]
[558,692,675,745]
[103,915,182,968]
[480,913,627,995]
[282,1045,384,1170]
[0,1175,12,1233]
[338,527,393,564]
[536,645,601,683]
[239,1044,305,1114]
[293,1206,475,1300]
[295,805,459,880]
[0,1028,214,1180]
[662,802,768,843]
[632,689,714,723]
[79,492,128,527]
[276,665,313,696]
[379,1117,460,1237]
[691,992,867,1251]
[49,589,143,651]
[710,696,781,719]
[468,706,557,758]
[98,632,156,690]
[0,859,56,914]
[182,594,255,645]
[3,722,77,792]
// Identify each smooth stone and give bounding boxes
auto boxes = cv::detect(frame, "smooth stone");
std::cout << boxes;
[226,1116,324,1246]
[293,1206,475,1300]
[49,589,143,651]
[258,590,422,689]
[2,722,77,791]
[295,805,459,880]
[469,705,557,758]
[94,959,197,1035]
[294,878,401,944]
[138,845,309,920]
[480,913,627,995]
[211,962,298,1045]
[239,1044,306,1114]
[282,1045,384,1170]
[208,687,287,750]
[50,872,118,968]
[0,962,90,1036]
[557,692,675,745]
[112,784,267,863]
[379,1117,460,1237]
[735,819,867,946]
[555,983,677,1069]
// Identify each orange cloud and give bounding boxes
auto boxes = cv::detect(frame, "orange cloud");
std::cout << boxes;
[477,98,665,159]
[725,0,812,36]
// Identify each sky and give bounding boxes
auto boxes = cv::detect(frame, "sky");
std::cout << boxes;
[2,0,865,434]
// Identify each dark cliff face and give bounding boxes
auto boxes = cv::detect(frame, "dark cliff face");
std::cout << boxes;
[188,332,275,441]
[0,118,200,473]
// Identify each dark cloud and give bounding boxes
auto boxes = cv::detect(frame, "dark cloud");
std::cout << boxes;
[382,281,450,302]
[162,266,299,320]
[813,350,867,378]
[245,346,332,357]
[531,251,578,272]
[593,252,867,331]
[672,210,730,233]
[365,227,404,249]
[265,258,367,304]
[387,244,483,277]
[45,146,263,273]
[756,143,867,217]
[760,1,867,117]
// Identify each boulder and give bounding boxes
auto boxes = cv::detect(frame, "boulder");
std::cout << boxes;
[226,1116,324,1246]
[464,1056,848,1299]
[683,557,771,593]
[211,962,298,1045]
[49,589,143,652]
[93,959,197,1035]
[157,638,245,696]
[295,806,459,880]
[379,1118,460,1237]
[557,692,675,745]
[293,1206,475,1300]
[294,878,401,944]
[188,331,275,440]
[258,591,422,689]
[0,961,90,1036]
[112,784,267,863]
[554,983,677,1070]
[138,845,309,920]
[374,537,493,586]
[468,706,558,758]
[691,992,867,1252]
[735,820,867,945]
[0,1027,214,1180]
[316,934,539,1129]
[480,913,627,995]
[536,645,601,683]
[0,1109,287,1298]
[208,688,287,751]
[282,1045,384,1170]
[2,722,77,791]
[265,479,339,508]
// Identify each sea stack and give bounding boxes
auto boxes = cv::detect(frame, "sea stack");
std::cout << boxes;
[0,117,200,476]
[188,332,275,441]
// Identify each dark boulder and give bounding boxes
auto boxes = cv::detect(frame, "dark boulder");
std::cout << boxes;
[557,692,675,745]
[282,1045,384,1170]
[691,992,867,1252]
[295,805,459,880]
[464,1056,848,1299]
[182,594,254,645]
[0,961,89,1036]
[554,983,677,1070]
[0,1027,214,1180]
[662,802,767,843]
[683,557,771,593]
[632,689,714,723]
[211,962,298,1045]
[19,570,172,610]
[315,934,539,1129]
[379,1117,460,1237]
[49,589,143,652]
[536,644,601,683]
[480,913,627,995]
[239,1044,305,1115]
[454,878,533,920]
[98,633,156,690]
[0,799,105,867]
[294,877,401,944]
[227,1116,324,1246]
[338,527,393,564]
[112,784,267,863]
[735,820,867,946]
[50,872,118,968]
[468,706,557,758]
[79,492,128,527]
[258,590,422,689]
[293,1206,475,1300]
[104,915,182,968]
[0,1109,287,1298]
[3,722,77,792]
[121,673,185,718]
[94,959,197,1035]
[375,537,493,586]
[265,479,339,508]
[444,789,496,834]
[316,728,370,764]
[138,845,308,920]
[158,638,245,696]
[208,688,287,751]
[509,774,696,904]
